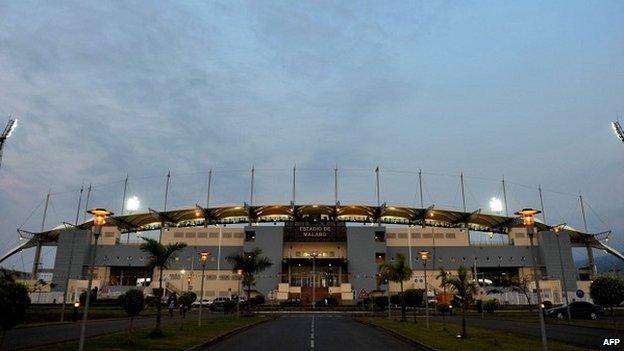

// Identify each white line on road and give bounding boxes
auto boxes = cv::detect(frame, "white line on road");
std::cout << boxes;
[310,315,315,349]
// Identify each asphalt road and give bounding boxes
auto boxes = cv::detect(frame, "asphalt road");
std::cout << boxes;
[202,314,418,351]
[432,315,623,349]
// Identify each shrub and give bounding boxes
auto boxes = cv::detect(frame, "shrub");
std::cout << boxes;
[483,299,500,314]
[437,304,451,314]
[179,291,197,308]
[590,275,624,325]
[373,296,389,309]
[389,294,401,305]
[0,279,31,341]
[118,289,145,341]
[404,289,424,307]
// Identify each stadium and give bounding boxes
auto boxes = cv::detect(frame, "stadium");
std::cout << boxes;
[1,169,622,307]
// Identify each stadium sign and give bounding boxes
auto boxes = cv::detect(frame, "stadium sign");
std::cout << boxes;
[283,221,347,242]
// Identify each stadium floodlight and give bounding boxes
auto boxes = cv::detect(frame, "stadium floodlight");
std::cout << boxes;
[489,197,503,213]
[0,118,18,170]
[126,196,140,212]
[611,121,624,143]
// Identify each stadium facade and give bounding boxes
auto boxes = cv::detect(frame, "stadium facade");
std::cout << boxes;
[2,203,622,305]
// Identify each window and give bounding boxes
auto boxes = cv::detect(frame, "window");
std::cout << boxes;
[445,233,456,239]
[434,233,444,239]
[174,232,184,238]
[397,233,407,239]
[234,232,244,238]
[516,232,525,238]
[222,233,233,238]
[423,233,433,239]
[209,232,218,238]
[411,233,421,239]
[387,233,396,239]
[197,233,207,238]
[185,232,196,238]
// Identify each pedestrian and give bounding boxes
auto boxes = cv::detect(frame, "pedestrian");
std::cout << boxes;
[168,299,175,318]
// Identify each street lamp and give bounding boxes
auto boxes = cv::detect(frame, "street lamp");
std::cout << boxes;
[419,250,430,329]
[515,208,548,351]
[310,251,319,309]
[198,251,210,327]
[236,269,243,318]
[553,224,572,321]
[79,208,113,351]
[180,269,186,291]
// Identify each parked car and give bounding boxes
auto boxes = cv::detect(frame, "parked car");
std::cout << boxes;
[210,297,231,305]
[545,301,604,320]
[280,298,302,306]
[191,299,211,307]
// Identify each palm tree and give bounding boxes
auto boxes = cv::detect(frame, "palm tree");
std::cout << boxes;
[140,238,187,336]
[225,248,272,313]
[379,253,412,321]
[436,268,450,325]
[440,266,477,338]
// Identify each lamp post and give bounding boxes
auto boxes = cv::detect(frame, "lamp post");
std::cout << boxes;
[419,250,430,329]
[78,208,112,351]
[515,208,548,351]
[553,224,572,321]
[236,269,243,318]
[198,251,210,327]
[310,251,319,309]
[180,269,186,292]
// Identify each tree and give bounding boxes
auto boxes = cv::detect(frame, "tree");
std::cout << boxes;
[225,248,272,314]
[590,275,624,328]
[118,289,145,343]
[379,253,412,321]
[140,238,187,336]
[512,275,533,311]
[404,289,424,323]
[441,266,477,338]
[0,279,31,346]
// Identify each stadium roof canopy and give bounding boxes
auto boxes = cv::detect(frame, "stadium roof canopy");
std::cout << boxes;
[2,203,621,263]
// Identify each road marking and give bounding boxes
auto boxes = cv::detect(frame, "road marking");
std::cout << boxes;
[310,315,315,349]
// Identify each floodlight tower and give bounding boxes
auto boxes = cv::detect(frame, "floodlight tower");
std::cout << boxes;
[0,118,18,170]
[612,121,624,144]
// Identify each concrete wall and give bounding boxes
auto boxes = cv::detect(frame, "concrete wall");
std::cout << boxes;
[538,230,578,291]
[51,229,91,291]
[347,226,386,293]
[243,226,283,295]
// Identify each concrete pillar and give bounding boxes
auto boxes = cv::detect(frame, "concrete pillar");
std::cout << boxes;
[31,242,42,278]
[586,244,596,276]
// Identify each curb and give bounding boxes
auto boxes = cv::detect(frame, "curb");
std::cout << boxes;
[356,318,440,351]
[185,316,276,351]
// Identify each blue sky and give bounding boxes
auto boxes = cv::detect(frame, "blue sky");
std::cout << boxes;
[0,1,623,271]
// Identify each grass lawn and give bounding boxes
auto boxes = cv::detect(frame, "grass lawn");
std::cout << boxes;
[464,310,622,330]
[359,317,591,351]
[27,315,269,351]
[24,305,159,324]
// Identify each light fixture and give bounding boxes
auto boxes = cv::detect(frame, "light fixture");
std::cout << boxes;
[514,208,541,226]
[199,251,210,263]
[418,250,430,261]
[87,208,113,227]
[489,197,503,213]
[126,196,140,212]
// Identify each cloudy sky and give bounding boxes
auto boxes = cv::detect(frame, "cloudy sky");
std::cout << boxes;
[0,1,623,271]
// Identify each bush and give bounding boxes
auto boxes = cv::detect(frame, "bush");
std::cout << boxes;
[590,276,624,308]
[179,291,197,308]
[373,296,389,309]
[250,295,265,306]
[475,299,483,313]
[79,287,98,306]
[389,294,401,305]
[118,289,145,317]
[437,304,451,314]
[0,280,30,334]
[404,289,424,307]
[542,300,553,310]
[483,299,500,314]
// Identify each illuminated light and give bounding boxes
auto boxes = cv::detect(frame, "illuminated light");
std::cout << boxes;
[199,251,210,263]
[195,210,201,217]
[126,196,140,212]
[74,302,80,308]
[489,197,503,213]
[87,208,113,226]
[181,269,186,275]
[515,208,540,226]
[418,250,430,261]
